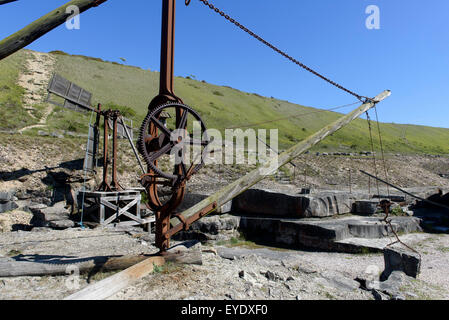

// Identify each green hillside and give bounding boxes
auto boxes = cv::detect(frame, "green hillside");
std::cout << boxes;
[1,49,449,154]
[0,51,34,130]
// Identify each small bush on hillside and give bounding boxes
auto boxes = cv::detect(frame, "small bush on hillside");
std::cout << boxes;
[102,102,136,119]
[49,50,69,56]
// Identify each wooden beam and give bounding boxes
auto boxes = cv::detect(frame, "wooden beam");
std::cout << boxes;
[0,243,202,278]
[0,0,107,61]
[0,254,156,278]
[64,256,165,300]
[0,0,19,6]
[64,242,202,300]
[169,91,391,233]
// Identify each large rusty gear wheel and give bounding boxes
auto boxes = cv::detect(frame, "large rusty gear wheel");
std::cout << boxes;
[137,102,210,212]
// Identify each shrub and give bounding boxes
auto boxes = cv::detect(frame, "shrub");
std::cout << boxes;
[103,102,136,119]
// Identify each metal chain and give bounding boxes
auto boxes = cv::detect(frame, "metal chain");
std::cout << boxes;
[191,0,369,102]
[366,112,420,257]
[374,105,390,198]
[366,111,381,196]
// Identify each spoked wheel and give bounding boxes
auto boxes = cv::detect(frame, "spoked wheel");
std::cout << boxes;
[137,102,210,212]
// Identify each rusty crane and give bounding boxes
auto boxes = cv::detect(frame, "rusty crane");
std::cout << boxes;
[0,0,390,254]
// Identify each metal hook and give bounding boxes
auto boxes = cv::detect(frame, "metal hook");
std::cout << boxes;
[185,0,191,6]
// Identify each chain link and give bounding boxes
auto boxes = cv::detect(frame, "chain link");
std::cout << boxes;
[193,0,369,102]
[366,111,420,257]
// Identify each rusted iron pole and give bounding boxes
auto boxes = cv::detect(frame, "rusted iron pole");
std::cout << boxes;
[166,91,391,238]
[98,112,111,191]
[111,114,121,190]
[149,0,182,107]
[149,0,187,251]
[0,0,108,61]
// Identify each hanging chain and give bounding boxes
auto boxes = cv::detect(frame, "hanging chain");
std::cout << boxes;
[367,111,420,257]
[189,0,370,102]
[374,105,390,198]
[366,111,381,196]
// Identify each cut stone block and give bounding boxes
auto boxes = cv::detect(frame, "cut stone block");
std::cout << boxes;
[0,201,18,213]
[239,215,423,253]
[0,191,15,202]
[232,189,355,218]
[382,247,421,280]
[352,200,379,215]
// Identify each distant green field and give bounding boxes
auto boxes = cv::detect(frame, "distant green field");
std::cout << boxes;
[1,49,449,154]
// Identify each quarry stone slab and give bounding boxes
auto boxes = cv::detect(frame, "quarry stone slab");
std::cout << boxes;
[233,188,356,218]
[382,247,421,280]
[239,214,424,253]
[0,201,18,214]
[352,200,379,215]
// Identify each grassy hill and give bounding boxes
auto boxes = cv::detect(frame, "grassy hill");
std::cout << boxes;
[1,49,449,154]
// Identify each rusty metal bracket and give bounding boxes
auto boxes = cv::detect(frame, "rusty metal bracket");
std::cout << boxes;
[173,213,189,231]
[166,201,217,238]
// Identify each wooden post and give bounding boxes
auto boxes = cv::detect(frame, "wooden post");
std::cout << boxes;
[168,91,391,234]
[0,0,108,61]
[64,242,202,300]
[64,256,165,300]
[0,0,19,6]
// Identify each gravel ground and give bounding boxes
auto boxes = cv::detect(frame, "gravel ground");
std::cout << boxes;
[1,137,448,300]
[0,228,447,300]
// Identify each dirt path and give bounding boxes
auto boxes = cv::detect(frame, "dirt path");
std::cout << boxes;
[17,51,56,133]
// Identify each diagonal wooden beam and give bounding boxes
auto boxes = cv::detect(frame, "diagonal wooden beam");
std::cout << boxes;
[168,91,391,235]
[0,0,108,60]
[0,0,19,6]
[64,242,202,300]
[64,256,165,300]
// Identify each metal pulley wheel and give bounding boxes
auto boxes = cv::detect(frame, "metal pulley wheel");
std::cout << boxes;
[137,102,210,212]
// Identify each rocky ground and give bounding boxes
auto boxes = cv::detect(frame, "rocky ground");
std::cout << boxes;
[0,227,447,300]
[0,133,448,300]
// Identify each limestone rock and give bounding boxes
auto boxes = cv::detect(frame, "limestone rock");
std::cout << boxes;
[49,219,75,229]
[352,200,379,215]
[382,247,421,280]
[320,270,361,292]
[0,210,33,232]
[0,201,18,214]
[189,214,240,235]
[31,201,71,227]
[0,191,15,202]
[232,188,355,218]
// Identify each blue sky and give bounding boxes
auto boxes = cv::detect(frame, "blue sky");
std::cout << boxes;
[1,0,448,128]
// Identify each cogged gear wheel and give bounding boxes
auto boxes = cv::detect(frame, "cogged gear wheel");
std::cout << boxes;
[137,102,210,211]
